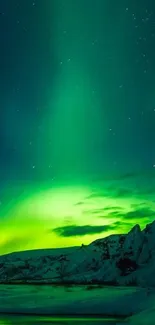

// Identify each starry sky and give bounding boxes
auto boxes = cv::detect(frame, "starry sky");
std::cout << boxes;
[0,0,155,255]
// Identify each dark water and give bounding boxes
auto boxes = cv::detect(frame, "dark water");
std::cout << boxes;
[0,315,124,325]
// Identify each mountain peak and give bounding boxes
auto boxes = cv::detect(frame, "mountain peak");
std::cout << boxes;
[144,220,155,234]
[129,224,141,234]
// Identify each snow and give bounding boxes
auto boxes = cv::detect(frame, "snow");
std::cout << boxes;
[0,284,150,317]
[0,284,154,324]
[126,308,155,325]
[124,292,155,325]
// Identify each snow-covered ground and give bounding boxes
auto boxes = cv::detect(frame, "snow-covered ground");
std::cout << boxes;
[123,299,155,325]
[0,284,154,323]
[0,284,151,317]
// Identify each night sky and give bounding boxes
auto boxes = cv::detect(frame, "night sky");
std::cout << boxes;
[0,0,155,255]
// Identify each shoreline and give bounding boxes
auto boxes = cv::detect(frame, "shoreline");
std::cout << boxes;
[0,312,127,318]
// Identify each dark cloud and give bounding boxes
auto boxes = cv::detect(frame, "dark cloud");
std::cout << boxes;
[110,221,132,228]
[52,220,136,238]
[95,184,135,199]
[107,211,123,217]
[86,192,104,199]
[98,207,155,227]
[75,185,154,203]
[85,187,134,200]
[84,206,123,217]
[116,169,155,181]
[111,186,155,199]
[105,185,154,199]
[90,208,105,215]
[75,192,106,206]
[123,207,155,220]
[130,202,147,209]
[97,211,123,219]
[103,206,123,211]
[74,201,85,206]
[53,224,113,237]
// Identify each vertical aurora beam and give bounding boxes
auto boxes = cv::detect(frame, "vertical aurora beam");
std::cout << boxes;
[45,0,133,182]
[48,0,104,181]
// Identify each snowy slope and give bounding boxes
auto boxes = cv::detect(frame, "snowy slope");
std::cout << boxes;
[0,220,155,285]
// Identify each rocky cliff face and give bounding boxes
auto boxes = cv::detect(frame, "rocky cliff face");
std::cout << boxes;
[0,220,155,286]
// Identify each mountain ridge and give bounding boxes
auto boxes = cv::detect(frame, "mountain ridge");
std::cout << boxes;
[0,220,155,286]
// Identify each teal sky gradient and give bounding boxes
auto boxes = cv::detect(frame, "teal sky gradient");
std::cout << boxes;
[0,0,155,254]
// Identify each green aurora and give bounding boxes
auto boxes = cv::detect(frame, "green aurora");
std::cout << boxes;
[0,0,155,255]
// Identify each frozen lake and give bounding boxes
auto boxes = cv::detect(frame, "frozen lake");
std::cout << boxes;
[0,284,146,323]
[0,284,139,314]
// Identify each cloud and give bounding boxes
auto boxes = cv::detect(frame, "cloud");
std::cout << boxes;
[85,186,134,200]
[100,207,155,223]
[52,220,136,238]
[103,206,124,211]
[52,224,114,237]
[110,221,133,228]
[91,206,123,214]
[76,184,153,203]
[74,201,85,206]
[107,211,123,217]
[85,192,105,200]
[84,206,124,218]
[89,208,106,215]
[84,187,134,200]
[100,185,155,199]
[89,207,123,218]
[123,207,155,220]
[110,186,155,199]
[130,202,147,209]
[116,169,155,181]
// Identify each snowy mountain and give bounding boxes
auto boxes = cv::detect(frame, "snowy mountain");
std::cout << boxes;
[1,220,155,286]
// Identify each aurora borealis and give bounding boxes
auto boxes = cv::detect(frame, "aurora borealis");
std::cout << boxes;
[0,0,155,255]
